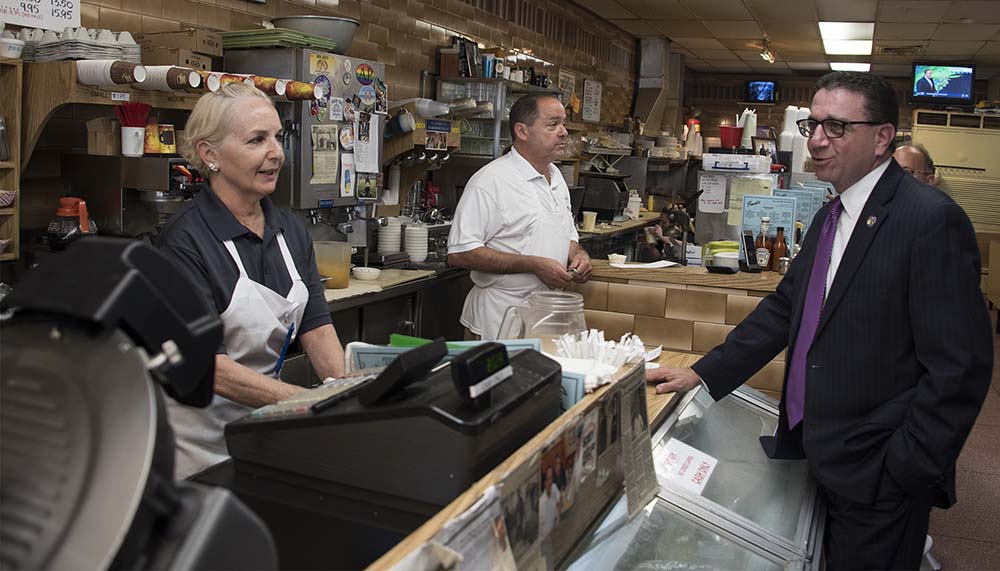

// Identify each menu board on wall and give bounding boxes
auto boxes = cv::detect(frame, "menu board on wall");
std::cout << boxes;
[582,79,602,123]
[558,69,576,105]
[1,0,80,30]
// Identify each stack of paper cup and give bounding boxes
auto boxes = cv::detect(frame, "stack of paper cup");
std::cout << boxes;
[76,59,146,87]
[136,65,201,91]
[404,224,429,263]
[377,217,402,253]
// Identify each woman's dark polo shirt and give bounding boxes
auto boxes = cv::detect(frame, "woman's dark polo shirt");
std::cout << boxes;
[158,187,332,354]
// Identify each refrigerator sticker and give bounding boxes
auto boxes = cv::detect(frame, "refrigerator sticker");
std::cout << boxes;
[344,99,356,122]
[355,63,375,85]
[357,172,378,200]
[329,97,345,121]
[353,112,379,174]
[374,77,388,115]
[339,125,355,150]
[425,119,450,151]
[342,71,352,86]
[342,59,352,73]
[340,154,355,198]
[359,85,377,107]
[312,74,332,121]
[309,53,335,75]
[310,125,339,185]
[660,438,718,496]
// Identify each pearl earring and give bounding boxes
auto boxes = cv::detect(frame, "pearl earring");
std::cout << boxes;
[207,163,220,172]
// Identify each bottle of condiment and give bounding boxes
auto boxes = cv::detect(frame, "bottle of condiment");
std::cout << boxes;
[771,226,788,271]
[755,217,772,270]
[792,226,802,258]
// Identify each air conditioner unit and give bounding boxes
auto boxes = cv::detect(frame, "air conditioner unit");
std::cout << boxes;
[912,109,1000,232]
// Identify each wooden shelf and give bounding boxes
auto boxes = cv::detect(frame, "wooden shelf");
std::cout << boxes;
[0,208,13,215]
[21,61,202,168]
[1,58,20,262]
[0,253,15,261]
[0,58,22,67]
[440,76,562,95]
[0,161,13,169]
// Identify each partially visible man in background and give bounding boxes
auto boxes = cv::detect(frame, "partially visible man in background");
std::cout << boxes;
[894,143,938,186]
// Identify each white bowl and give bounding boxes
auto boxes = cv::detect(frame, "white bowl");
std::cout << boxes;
[0,38,25,59]
[712,251,740,269]
[352,266,381,281]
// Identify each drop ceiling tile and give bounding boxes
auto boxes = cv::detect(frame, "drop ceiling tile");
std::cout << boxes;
[760,21,821,41]
[816,0,877,21]
[788,61,832,71]
[671,37,728,50]
[745,0,818,21]
[769,38,825,54]
[707,60,754,72]
[974,66,1000,78]
[735,49,774,61]
[686,60,716,72]
[720,37,768,50]
[872,53,923,63]
[573,0,638,20]
[703,20,764,39]
[680,0,754,21]
[610,19,663,36]
[654,20,713,38]
[874,23,938,40]
[695,49,742,60]
[870,63,914,77]
[923,40,987,56]
[978,42,1000,55]
[748,61,788,73]
[617,0,695,19]
[933,23,1000,41]
[878,1,949,24]
[944,1,1000,24]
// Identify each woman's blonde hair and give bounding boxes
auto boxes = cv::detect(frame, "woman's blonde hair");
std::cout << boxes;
[180,83,274,174]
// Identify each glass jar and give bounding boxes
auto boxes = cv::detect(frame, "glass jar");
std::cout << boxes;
[497,290,587,354]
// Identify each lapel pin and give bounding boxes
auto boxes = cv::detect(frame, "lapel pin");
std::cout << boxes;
[866,215,877,228]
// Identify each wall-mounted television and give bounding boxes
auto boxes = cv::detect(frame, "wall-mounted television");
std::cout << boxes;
[911,63,975,108]
[745,80,777,103]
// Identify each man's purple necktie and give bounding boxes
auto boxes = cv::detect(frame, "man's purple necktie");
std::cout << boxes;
[786,197,843,429]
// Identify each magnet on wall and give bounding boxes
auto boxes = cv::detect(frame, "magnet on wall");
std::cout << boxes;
[340,125,355,150]
[355,63,375,86]
[343,72,352,86]
[343,59,352,73]
[359,85,376,106]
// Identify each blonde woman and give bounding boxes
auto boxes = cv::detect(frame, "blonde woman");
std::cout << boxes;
[159,83,345,479]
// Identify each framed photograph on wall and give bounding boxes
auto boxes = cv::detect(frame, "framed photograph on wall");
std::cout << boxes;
[752,136,778,159]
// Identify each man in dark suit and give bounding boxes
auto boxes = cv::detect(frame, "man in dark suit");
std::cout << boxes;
[647,71,992,569]
[917,68,937,94]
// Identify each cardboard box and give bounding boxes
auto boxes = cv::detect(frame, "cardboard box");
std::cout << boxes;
[141,47,212,71]
[86,117,121,156]
[137,29,223,57]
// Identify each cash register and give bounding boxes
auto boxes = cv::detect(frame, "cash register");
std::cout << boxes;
[213,340,563,568]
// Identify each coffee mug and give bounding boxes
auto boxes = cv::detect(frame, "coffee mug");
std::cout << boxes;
[122,127,144,157]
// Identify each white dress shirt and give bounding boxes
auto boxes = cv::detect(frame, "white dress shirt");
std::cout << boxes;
[826,158,890,299]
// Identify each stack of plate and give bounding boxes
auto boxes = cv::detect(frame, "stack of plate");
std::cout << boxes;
[377,218,402,253]
[404,224,429,263]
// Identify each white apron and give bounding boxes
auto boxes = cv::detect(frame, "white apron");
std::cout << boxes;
[462,186,572,340]
[168,233,309,479]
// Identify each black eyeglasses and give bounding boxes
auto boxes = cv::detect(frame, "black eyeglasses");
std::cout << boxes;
[796,118,885,138]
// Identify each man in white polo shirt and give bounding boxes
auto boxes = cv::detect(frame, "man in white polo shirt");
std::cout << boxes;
[448,94,592,339]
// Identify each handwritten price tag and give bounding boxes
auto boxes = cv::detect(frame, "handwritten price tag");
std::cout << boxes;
[0,0,80,31]
[660,438,718,495]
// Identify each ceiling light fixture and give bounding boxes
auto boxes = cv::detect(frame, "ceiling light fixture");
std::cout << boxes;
[823,39,873,55]
[830,62,871,72]
[760,38,775,64]
[819,21,874,56]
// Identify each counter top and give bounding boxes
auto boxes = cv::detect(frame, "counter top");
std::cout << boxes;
[323,269,435,302]
[647,350,699,428]
[578,211,659,237]
[591,260,783,292]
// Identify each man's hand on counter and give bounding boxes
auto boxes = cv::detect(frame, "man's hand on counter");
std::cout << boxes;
[646,366,701,394]
[534,257,574,288]
[568,250,593,283]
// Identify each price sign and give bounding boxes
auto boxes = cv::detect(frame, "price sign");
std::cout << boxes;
[1,0,80,31]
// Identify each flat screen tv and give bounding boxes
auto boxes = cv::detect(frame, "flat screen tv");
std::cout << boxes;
[745,80,777,103]
[911,63,975,108]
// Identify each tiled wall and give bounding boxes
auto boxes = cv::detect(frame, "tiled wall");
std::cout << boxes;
[79,0,636,125]
[571,278,786,401]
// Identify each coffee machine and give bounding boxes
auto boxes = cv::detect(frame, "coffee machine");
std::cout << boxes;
[121,157,200,235]
[579,172,629,221]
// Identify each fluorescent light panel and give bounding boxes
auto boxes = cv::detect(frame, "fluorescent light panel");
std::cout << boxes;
[830,62,871,72]
[818,22,874,41]
[823,39,873,55]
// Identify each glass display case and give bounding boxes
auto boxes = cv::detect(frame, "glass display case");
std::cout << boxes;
[562,386,824,570]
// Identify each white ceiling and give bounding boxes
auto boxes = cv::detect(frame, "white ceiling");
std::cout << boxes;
[573,0,1000,77]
